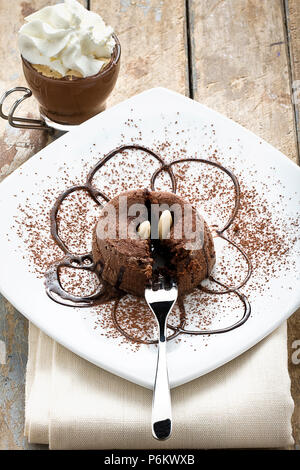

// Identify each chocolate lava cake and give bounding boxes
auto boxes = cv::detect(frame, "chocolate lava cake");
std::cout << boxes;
[92,189,215,296]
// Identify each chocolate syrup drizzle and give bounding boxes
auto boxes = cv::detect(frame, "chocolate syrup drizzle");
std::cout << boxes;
[45,145,252,344]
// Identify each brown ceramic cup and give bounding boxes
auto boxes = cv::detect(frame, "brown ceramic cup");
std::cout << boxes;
[21,34,121,126]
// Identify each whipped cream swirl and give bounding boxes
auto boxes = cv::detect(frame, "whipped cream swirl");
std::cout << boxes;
[18,0,115,78]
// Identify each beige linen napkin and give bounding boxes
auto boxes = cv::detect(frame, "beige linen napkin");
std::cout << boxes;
[25,322,294,449]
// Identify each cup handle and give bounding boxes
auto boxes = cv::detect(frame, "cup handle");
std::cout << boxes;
[0,87,53,132]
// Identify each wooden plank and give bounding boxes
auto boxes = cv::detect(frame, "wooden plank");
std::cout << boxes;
[0,296,46,449]
[189,0,299,448]
[0,295,27,450]
[189,0,298,163]
[0,0,86,450]
[284,0,300,449]
[285,0,300,157]
[91,0,188,104]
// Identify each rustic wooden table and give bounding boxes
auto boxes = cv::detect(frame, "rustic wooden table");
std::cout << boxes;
[0,0,299,450]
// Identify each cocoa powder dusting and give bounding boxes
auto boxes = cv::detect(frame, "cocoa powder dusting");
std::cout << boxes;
[10,114,300,351]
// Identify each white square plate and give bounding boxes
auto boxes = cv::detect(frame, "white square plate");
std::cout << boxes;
[0,88,300,389]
